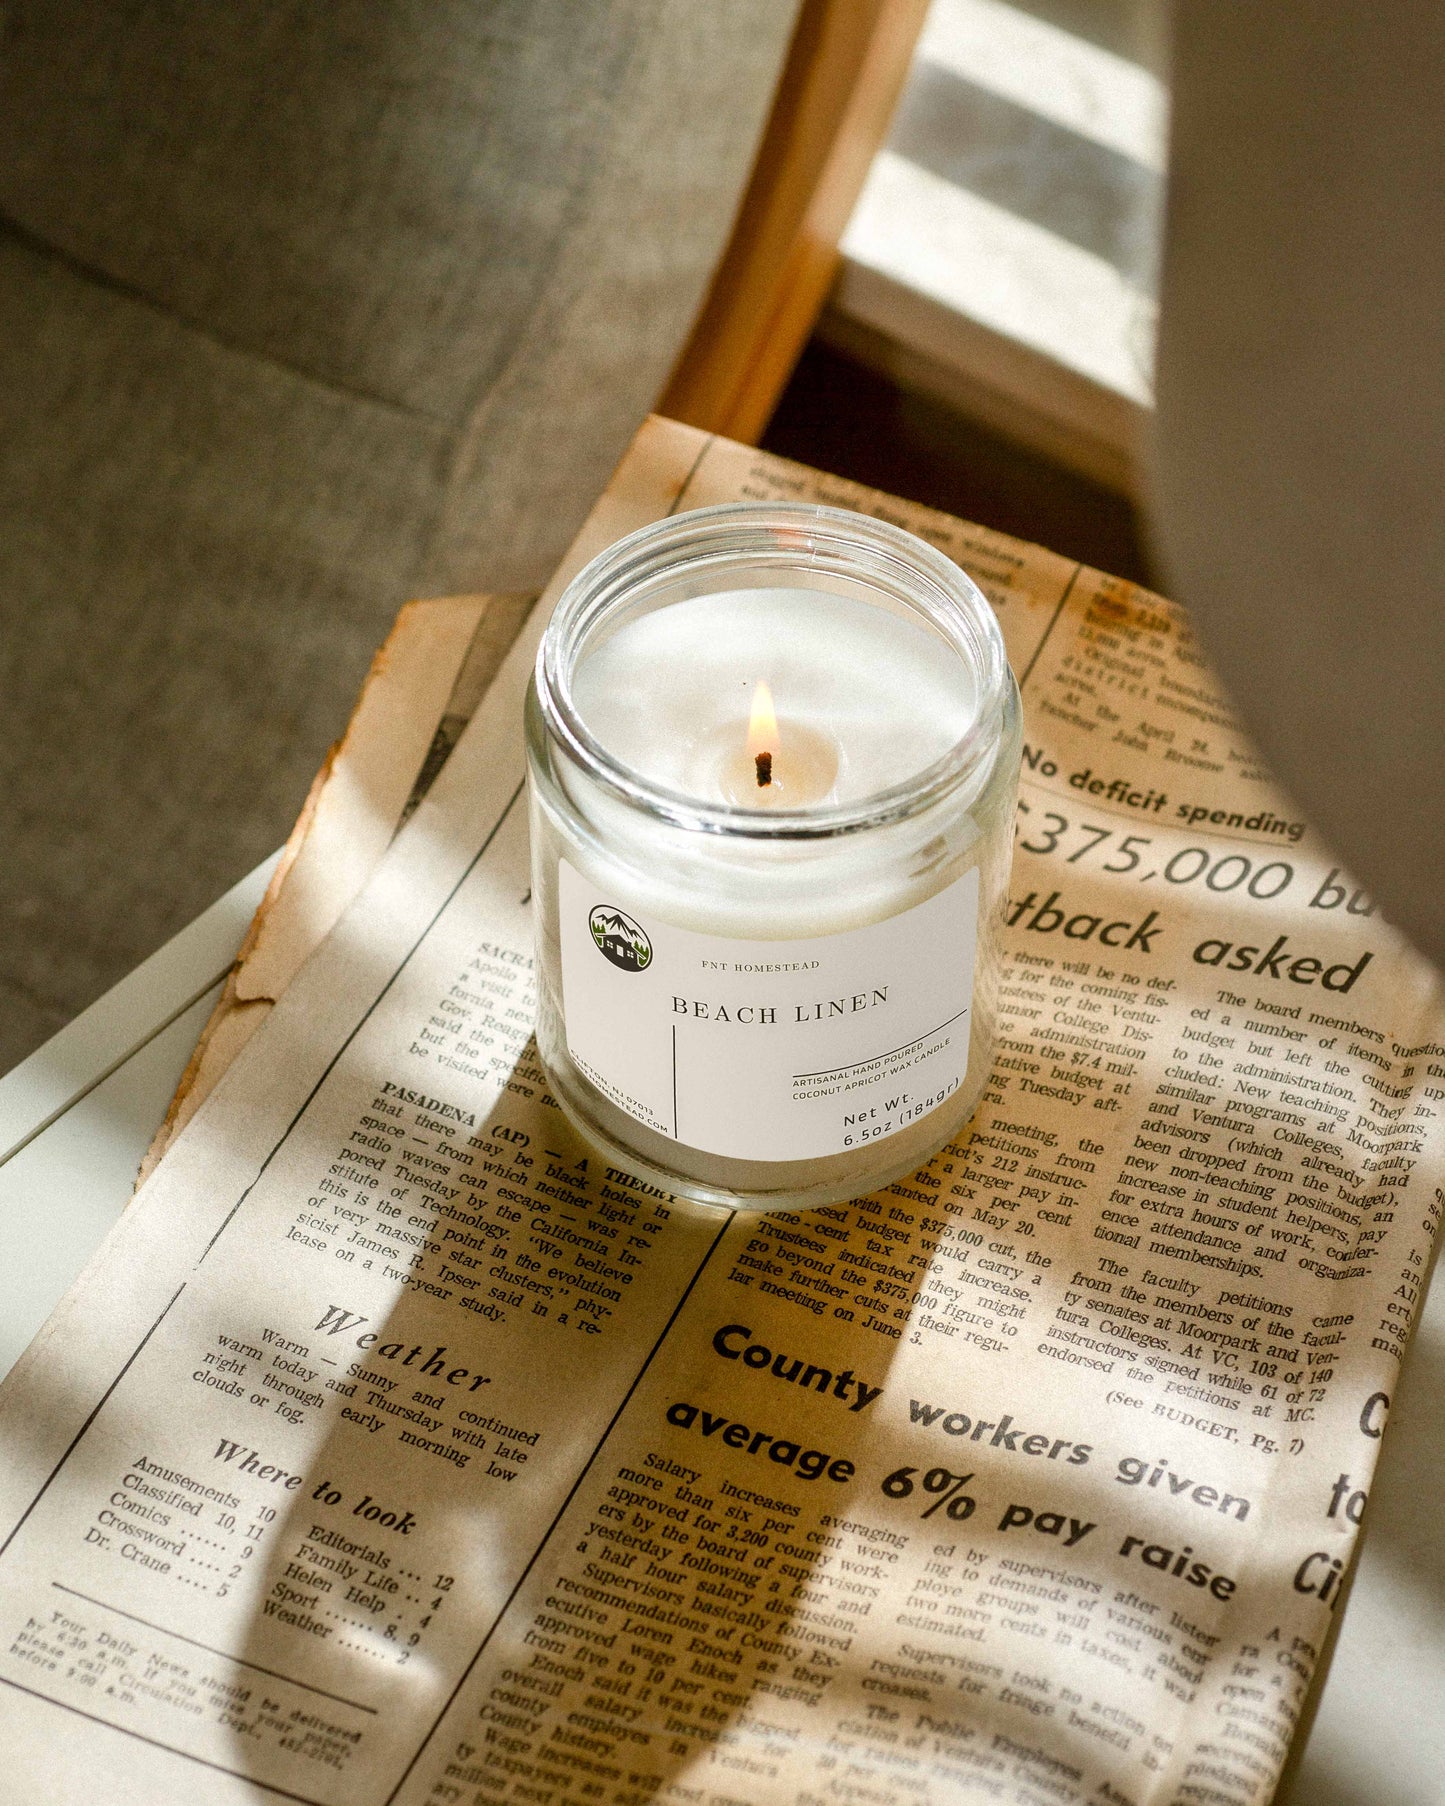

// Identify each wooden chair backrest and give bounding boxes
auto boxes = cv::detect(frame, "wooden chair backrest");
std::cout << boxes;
[659,0,929,444]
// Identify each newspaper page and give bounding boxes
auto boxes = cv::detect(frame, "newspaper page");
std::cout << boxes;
[1,419,1440,1806]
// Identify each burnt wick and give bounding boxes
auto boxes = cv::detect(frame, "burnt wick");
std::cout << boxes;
[755,750,773,788]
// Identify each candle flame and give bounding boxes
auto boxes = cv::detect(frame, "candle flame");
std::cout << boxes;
[746,679,779,761]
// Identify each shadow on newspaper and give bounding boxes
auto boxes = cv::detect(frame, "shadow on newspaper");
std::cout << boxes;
[218,1028,1382,1806]
[220,1033,1015,1804]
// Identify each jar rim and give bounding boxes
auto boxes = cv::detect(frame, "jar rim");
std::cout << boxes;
[534,501,1013,840]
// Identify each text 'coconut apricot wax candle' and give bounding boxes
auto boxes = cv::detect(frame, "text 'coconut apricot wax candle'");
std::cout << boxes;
[525,503,1021,1209]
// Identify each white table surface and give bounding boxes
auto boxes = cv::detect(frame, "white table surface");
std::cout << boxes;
[0,853,278,1377]
[1,861,1439,1804]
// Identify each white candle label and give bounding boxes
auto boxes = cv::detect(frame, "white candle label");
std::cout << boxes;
[559,860,978,1163]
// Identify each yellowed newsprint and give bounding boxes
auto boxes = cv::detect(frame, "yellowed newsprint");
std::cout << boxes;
[1,420,1439,1806]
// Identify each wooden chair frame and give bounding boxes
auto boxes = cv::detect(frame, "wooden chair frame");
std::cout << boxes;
[659,0,930,444]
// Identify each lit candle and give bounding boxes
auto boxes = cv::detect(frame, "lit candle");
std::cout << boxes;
[526,505,1020,1209]
[722,676,839,807]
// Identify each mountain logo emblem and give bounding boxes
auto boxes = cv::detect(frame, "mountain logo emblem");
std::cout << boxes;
[589,905,652,973]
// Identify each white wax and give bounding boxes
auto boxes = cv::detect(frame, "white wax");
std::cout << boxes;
[573,587,975,807]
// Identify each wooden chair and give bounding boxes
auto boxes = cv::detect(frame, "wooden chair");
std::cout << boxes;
[660,0,930,444]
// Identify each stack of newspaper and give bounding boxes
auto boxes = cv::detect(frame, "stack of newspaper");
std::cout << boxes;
[1,418,1438,1806]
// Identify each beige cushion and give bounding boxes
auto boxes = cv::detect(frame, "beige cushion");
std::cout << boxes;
[0,0,800,1065]
[1153,4,1445,966]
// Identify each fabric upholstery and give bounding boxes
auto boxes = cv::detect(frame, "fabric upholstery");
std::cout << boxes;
[0,0,800,1067]
[1153,3,1445,966]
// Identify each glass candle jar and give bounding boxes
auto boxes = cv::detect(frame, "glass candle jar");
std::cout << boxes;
[525,503,1020,1210]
